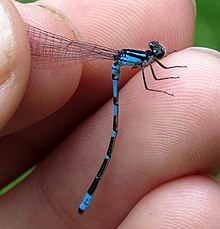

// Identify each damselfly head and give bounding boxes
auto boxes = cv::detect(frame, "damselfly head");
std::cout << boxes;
[148,41,166,60]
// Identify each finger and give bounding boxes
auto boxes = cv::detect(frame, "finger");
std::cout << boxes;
[0,0,195,184]
[1,49,220,228]
[2,0,195,134]
[37,0,196,133]
[44,0,195,49]
[0,0,30,131]
[119,175,220,228]
[71,49,220,222]
[1,2,82,135]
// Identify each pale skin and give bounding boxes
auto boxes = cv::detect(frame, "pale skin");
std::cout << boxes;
[0,0,220,228]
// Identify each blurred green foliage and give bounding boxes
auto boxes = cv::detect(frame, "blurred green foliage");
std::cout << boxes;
[15,0,36,2]
[0,167,35,195]
[195,0,220,51]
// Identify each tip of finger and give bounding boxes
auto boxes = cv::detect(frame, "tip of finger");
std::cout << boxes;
[0,0,30,129]
[16,2,80,41]
[0,1,30,85]
[187,47,220,59]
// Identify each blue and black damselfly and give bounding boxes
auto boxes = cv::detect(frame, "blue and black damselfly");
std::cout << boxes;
[25,23,186,214]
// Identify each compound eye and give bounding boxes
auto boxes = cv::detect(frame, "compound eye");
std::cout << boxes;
[149,43,153,50]
[155,51,165,59]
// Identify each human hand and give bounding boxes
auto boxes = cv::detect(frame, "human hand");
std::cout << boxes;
[0,0,220,228]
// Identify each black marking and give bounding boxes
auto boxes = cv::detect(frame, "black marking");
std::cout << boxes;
[113,97,118,105]
[113,115,118,131]
[78,208,84,214]
[124,50,147,61]
[88,177,100,195]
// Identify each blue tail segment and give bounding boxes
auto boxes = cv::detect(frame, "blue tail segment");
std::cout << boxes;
[77,42,186,214]
[78,63,120,214]
[78,192,93,214]
[24,23,187,214]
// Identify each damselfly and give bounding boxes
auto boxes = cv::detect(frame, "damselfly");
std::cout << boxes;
[25,23,186,214]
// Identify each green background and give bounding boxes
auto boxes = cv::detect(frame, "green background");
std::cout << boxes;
[0,0,219,194]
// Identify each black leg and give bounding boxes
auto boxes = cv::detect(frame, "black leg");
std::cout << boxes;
[149,63,179,80]
[155,59,187,69]
[141,66,174,96]
[166,50,177,55]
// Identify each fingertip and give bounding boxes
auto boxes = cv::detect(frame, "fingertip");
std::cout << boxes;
[0,0,30,130]
[119,176,220,228]
[1,2,83,135]
[187,46,220,58]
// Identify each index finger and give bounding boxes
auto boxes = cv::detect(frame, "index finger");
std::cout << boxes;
[3,0,195,135]
[44,0,195,50]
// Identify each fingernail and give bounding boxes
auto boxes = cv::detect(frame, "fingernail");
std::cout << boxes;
[0,2,16,85]
[35,3,80,39]
[189,0,196,15]
[188,47,220,58]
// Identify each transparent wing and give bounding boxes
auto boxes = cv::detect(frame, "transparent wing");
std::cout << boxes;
[25,23,117,69]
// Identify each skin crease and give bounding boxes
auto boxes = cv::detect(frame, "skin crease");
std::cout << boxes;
[0,0,220,228]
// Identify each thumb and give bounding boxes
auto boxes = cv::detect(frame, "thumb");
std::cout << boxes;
[0,0,30,131]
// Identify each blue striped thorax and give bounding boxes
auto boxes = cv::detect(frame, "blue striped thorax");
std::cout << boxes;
[113,41,166,67]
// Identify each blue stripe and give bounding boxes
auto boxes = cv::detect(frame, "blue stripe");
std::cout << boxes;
[78,192,93,213]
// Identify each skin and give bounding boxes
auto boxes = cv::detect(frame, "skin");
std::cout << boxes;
[0,0,220,228]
